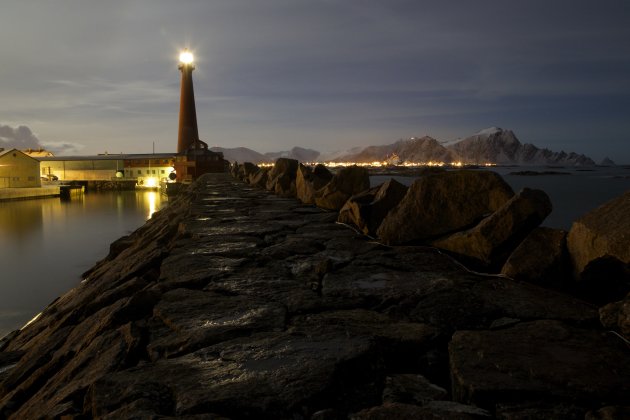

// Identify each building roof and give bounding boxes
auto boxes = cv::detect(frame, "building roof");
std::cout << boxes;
[0,148,40,162]
[23,148,55,157]
[34,153,178,162]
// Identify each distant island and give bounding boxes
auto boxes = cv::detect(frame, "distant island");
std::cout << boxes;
[212,127,601,166]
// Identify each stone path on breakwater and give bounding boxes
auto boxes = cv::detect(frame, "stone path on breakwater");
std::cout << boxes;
[1,173,629,419]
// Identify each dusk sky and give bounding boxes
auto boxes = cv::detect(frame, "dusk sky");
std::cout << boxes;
[1,1,629,162]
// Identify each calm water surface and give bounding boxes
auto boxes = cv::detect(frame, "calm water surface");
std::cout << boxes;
[0,191,166,338]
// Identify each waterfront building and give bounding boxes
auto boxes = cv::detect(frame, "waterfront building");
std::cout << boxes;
[36,154,175,186]
[0,148,41,188]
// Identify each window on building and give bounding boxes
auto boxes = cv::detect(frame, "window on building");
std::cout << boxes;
[152,170,156,174]
[161,170,165,174]
[137,170,141,175]
[146,170,150,174]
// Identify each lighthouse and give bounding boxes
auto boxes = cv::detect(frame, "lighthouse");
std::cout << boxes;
[177,49,200,153]
[173,49,226,180]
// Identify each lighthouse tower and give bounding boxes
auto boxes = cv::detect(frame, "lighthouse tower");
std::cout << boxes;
[177,49,200,153]
[173,49,226,181]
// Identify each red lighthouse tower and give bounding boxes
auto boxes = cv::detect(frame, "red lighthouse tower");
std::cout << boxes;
[177,49,200,153]
[174,49,226,181]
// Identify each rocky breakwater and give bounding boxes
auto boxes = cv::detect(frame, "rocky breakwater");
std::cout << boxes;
[0,162,627,419]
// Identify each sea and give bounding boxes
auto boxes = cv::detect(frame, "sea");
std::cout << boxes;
[1,165,629,339]
[0,191,166,339]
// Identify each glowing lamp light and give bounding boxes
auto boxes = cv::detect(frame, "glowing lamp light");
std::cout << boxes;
[179,49,194,64]
[146,177,158,188]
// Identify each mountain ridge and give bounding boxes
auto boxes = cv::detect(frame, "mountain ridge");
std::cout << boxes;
[213,128,596,166]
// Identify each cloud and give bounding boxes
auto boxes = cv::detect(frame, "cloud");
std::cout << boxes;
[0,123,84,155]
[0,124,42,150]
[40,141,85,155]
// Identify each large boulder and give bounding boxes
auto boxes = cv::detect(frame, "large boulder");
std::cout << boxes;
[377,171,514,245]
[315,165,370,211]
[237,162,259,181]
[248,167,270,188]
[265,158,299,197]
[338,179,408,236]
[350,401,492,419]
[586,406,630,420]
[449,320,630,412]
[501,227,569,289]
[599,292,630,338]
[381,374,447,405]
[230,161,239,178]
[296,163,333,204]
[431,188,551,270]
[567,191,630,303]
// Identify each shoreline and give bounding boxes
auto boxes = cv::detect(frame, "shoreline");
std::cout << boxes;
[0,186,60,202]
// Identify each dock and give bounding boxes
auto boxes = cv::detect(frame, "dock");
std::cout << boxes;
[0,186,60,202]
[59,185,84,200]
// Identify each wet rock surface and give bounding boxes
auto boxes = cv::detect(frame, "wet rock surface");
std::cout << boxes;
[338,178,408,237]
[567,191,630,302]
[432,188,552,270]
[0,173,626,419]
[315,165,370,210]
[501,226,569,289]
[296,163,333,205]
[377,170,514,245]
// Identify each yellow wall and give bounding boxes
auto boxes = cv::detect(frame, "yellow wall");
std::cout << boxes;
[39,159,123,181]
[0,150,41,188]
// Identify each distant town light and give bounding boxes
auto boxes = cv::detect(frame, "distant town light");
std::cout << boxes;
[179,49,194,64]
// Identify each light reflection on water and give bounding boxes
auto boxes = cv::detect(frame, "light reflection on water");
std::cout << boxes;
[0,191,166,338]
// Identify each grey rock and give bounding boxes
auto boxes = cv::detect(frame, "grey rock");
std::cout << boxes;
[382,374,447,405]
[599,292,630,338]
[248,167,269,188]
[377,170,514,244]
[265,158,298,197]
[351,401,491,420]
[501,226,569,289]
[338,178,408,236]
[237,162,258,181]
[449,320,630,410]
[586,405,630,420]
[567,191,630,303]
[296,163,333,204]
[315,165,370,211]
[432,188,552,270]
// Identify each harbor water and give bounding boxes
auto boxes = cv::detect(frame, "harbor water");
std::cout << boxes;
[0,191,166,338]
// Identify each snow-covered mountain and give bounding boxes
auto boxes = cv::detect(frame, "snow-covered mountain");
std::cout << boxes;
[211,127,595,166]
[335,136,458,163]
[448,128,595,166]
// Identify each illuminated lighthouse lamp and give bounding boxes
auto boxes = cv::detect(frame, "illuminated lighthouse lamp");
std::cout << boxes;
[179,49,194,65]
